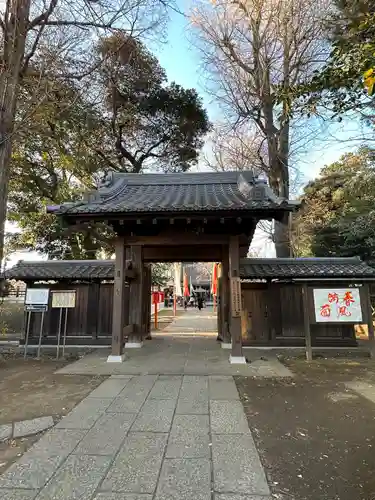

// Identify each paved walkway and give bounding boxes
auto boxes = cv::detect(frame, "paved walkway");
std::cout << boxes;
[0,375,271,500]
[57,310,292,378]
[161,308,218,333]
[0,309,291,499]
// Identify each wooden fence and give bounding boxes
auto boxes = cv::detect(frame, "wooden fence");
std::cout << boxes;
[26,283,114,345]
[241,282,356,346]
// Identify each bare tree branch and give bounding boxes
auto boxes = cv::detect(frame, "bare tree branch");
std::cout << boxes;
[191,0,330,256]
[28,0,58,29]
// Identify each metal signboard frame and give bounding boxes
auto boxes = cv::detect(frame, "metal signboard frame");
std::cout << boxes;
[51,290,77,359]
[23,288,50,359]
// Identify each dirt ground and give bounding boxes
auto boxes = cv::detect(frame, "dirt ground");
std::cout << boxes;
[236,357,375,500]
[0,353,105,473]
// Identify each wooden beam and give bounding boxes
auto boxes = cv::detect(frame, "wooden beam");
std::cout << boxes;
[302,283,312,362]
[143,245,223,262]
[229,235,245,362]
[111,236,127,357]
[126,234,229,246]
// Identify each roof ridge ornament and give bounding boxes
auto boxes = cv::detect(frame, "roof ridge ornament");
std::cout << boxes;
[237,173,253,198]
[263,185,285,206]
[83,170,128,204]
[238,173,275,202]
[98,171,114,189]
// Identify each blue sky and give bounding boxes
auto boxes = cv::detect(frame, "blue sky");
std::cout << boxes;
[154,2,368,184]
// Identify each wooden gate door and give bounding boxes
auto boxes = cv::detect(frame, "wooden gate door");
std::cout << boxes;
[242,286,270,344]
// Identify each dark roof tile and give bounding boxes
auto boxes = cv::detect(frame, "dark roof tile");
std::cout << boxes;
[6,257,375,282]
[48,171,299,216]
[5,260,114,281]
[240,257,375,280]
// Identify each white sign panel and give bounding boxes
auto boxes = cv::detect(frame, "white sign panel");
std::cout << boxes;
[313,288,362,323]
[25,288,49,306]
[52,291,76,309]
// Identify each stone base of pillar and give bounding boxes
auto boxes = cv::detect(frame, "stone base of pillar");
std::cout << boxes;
[107,354,126,363]
[125,341,143,348]
[221,342,232,350]
[229,355,247,364]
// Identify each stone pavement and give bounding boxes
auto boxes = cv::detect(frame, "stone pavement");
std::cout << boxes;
[56,309,292,378]
[161,308,218,333]
[56,335,292,377]
[0,416,54,442]
[0,374,272,500]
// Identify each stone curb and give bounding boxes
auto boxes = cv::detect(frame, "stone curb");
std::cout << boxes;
[0,416,54,442]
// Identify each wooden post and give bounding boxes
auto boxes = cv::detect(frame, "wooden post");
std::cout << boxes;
[301,283,313,362]
[221,245,231,345]
[229,235,245,363]
[217,275,223,341]
[221,245,231,348]
[108,235,127,361]
[364,284,375,358]
[145,266,152,339]
[141,264,150,337]
[128,245,145,347]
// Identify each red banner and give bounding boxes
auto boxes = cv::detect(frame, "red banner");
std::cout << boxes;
[183,272,190,297]
[211,263,218,295]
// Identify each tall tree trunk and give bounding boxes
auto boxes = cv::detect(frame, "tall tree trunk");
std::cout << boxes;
[268,123,291,258]
[0,0,31,268]
[274,122,291,258]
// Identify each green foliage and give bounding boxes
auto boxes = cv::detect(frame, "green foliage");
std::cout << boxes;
[6,75,114,259]
[282,0,375,115]
[97,34,211,172]
[151,263,172,286]
[7,38,210,260]
[293,148,375,262]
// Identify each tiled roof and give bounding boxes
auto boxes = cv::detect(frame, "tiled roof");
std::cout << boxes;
[47,171,299,216]
[5,260,114,281]
[240,257,375,280]
[7,257,375,283]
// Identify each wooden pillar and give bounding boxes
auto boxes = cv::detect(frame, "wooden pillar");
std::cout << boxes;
[144,265,152,339]
[365,284,375,358]
[229,235,245,363]
[302,283,312,362]
[108,235,127,361]
[146,266,152,337]
[128,245,145,346]
[217,275,223,341]
[221,245,231,345]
